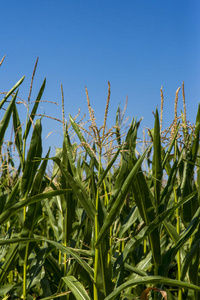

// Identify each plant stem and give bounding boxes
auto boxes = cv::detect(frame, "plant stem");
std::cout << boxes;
[94,190,99,300]
[174,187,182,300]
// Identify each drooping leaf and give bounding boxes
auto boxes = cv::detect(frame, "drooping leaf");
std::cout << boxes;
[0,237,94,280]
[0,189,71,226]
[62,275,92,300]
[104,276,200,300]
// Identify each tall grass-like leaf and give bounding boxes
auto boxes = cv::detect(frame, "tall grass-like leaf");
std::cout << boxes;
[0,189,71,226]
[132,170,162,266]
[62,135,76,246]
[159,207,200,276]
[63,127,77,178]
[108,118,140,211]
[162,219,180,243]
[23,78,46,141]
[2,179,20,211]
[52,156,97,221]
[0,237,94,280]
[62,275,92,300]
[12,102,23,166]
[180,105,200,223]
[69,114,100,170]
[95,147,149,247]
[161,123,180,172]
[0,76,25,109]
[0,244,19,284]
[0,285,14,296]
[117,205,138,239]
[20,119,42,196]
[0,91,18,147]
[190,103,200,164]
[115,105,121,146]
[114,190,198,273]
[97,146,121,187]
[181,238,200,281]
[152,108,163,211]
[20,149,51,244]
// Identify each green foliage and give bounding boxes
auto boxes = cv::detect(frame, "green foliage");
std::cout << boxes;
[0,68,200,300]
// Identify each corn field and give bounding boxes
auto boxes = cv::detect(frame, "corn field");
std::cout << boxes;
[0,58,200,300]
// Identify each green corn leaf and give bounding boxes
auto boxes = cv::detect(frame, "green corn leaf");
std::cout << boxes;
[0,91,18,147]
[180,159,197,223]
[52,156,97,221]
[131,171,161,265]
[0,244,19,284]
[44,199,60,241]
[95,147,149,247]
[152,108,163,210]
[0,237,94,280]
[97,145,121,187]
[161,122,180,174]
[111,257,148,277]
[12,102,23,166]
[117,205,138,239]
[160,207,200,276]
[114,190,198,273]
[21,119,42,195]
[181,238,200,281]
[188,252,200,291]
[162,219,180,243]
[0,76,25,109]
[0,284,14,296]
[31,148,50,196]
[190,103,200,163]
[69,114,99,170]
[107,119,140,211]
[27,247,49,291]
[104,276,200,300]
[20,149,50,240]
[23,78,46,141]
[39,292,72,300]
[3,179,20,211]
[0,189,71,226]
[115,105,121,146]
[180,105,200,222]
[62,275,92,300]
[174,207,200,253]
[63,128,77,178]
[61,137,76,244]
[159,160,178,211]
[197,146,200,206]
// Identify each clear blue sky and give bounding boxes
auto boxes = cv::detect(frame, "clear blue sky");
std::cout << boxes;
[1,1,200,156]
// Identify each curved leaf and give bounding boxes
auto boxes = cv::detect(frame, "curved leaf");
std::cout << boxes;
[0,76,25,109]
[0,237,94,280]
[0,189,71,226]
[62,275,92,300]
[104,276,200,300]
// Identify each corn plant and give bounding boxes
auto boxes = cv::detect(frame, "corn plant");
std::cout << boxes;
[0,58,200,300]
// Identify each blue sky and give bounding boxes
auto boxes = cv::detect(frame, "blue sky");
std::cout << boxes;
[1,1,200,156]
